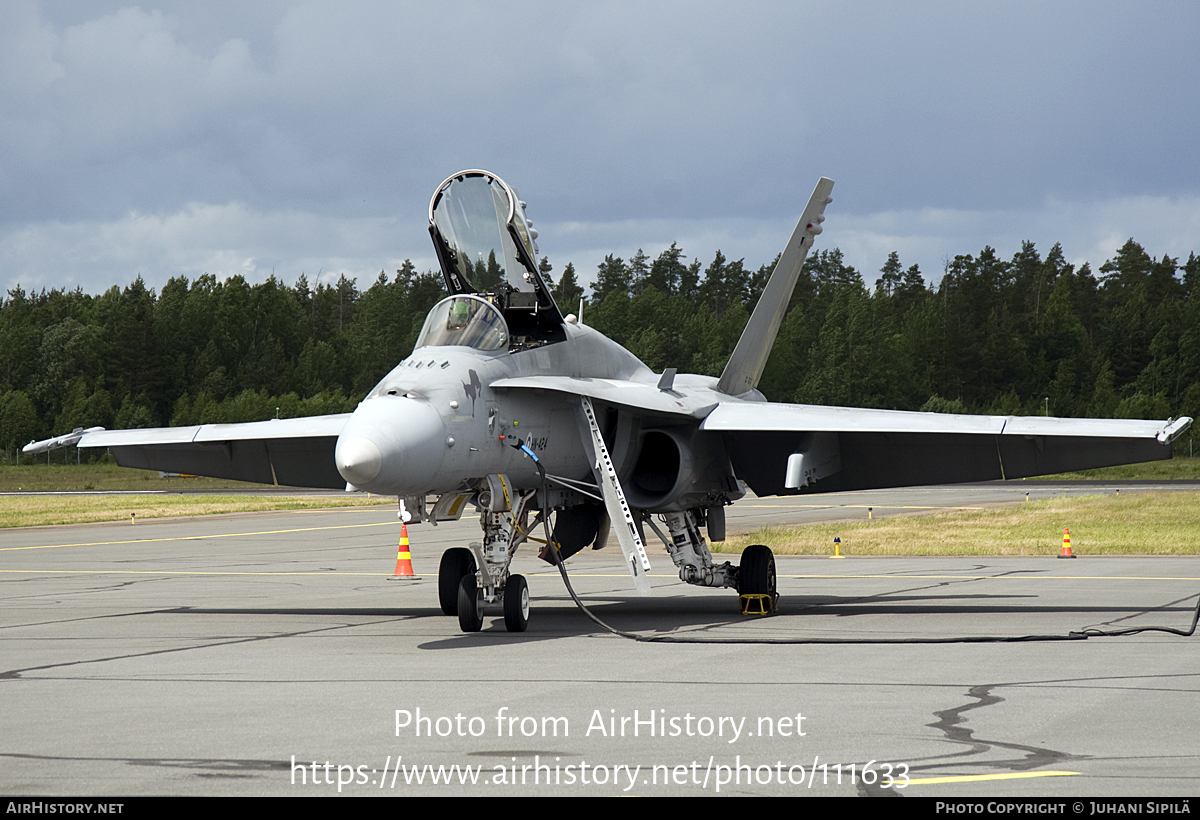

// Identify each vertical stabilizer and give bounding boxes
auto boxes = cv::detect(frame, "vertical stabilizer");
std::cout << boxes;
[716,177,834,395]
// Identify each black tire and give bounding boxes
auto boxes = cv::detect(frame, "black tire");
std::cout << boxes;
[503,574,529,633]
[438,548,476,616]
[738,544,776,598]
[457,574,484,632]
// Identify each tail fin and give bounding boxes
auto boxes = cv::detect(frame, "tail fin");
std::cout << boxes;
[716,177,834,395]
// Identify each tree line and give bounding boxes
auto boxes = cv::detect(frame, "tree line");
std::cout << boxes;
[2,238,1197,461]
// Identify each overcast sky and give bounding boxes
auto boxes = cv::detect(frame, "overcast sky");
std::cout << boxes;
[2,1,1197,297]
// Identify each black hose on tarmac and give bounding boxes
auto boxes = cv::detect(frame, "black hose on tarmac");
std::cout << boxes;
[515,441,1199,644]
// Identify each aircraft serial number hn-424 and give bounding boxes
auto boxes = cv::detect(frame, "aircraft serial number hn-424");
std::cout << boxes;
[27,170,1192,633]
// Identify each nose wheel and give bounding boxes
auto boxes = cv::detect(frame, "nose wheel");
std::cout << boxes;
[457,575,484,632]
[439,548,476,615]
[455,572,531,633]
[503,575,529,632]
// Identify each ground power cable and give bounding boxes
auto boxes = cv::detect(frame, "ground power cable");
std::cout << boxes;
[515,440,1199,644]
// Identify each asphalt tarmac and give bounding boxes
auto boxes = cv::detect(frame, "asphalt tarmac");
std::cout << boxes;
[2,482,1198,797]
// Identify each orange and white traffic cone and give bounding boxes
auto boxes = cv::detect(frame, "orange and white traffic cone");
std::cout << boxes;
[1058,527,1076,559]
[392,522,416,577]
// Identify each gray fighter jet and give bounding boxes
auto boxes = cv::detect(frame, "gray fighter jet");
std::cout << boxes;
[26,170,1192,633]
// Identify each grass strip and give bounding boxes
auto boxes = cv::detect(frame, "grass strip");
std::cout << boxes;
[1035,454,1200,480]
[714,491,1200,556]
[0,463,274,492]
[0,494,390,528]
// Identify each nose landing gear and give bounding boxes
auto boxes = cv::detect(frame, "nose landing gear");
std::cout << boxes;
[439,477,539,633]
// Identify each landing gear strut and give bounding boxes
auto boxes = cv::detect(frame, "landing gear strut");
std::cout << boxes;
[643,509,778,614]
[437,476,539,633]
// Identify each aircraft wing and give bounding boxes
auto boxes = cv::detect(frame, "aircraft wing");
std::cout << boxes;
[67,414,352,489]
[702,402,1192,496]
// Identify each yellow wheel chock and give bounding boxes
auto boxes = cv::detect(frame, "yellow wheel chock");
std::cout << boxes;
[740,593,777,616]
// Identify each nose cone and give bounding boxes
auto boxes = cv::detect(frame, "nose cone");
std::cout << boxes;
[335,436,382,486]
[335,397,446,495]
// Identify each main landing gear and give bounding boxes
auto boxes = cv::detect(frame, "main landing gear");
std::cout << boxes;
[644,509,777,615]
[438,479,538,633]
[737,543,778,616]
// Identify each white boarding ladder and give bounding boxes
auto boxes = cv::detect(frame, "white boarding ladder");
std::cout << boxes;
[578,397,652,595]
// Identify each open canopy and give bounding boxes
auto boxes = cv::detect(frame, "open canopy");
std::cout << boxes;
[428,170,565,349]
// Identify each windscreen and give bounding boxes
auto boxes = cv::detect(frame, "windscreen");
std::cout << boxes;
[414,296,509,351]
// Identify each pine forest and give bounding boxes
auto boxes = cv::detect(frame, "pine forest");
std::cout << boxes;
[2,239,1198,461]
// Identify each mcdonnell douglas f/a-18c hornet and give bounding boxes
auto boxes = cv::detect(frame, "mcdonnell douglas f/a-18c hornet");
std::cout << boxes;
[27,170,1192,633]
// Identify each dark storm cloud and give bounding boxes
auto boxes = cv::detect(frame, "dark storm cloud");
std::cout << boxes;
[1,1,1197,293]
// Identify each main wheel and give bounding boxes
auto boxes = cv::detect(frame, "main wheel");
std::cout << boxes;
[439,548,476,615]
[503,574,529,632]
[457,574,484,632]
[738,544,777,598]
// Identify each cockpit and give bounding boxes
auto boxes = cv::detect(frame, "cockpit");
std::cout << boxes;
[428,170,565,351]
[414,295,508,351]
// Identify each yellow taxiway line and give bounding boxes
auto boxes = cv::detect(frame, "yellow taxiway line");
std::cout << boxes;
[906,770,1079,785]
